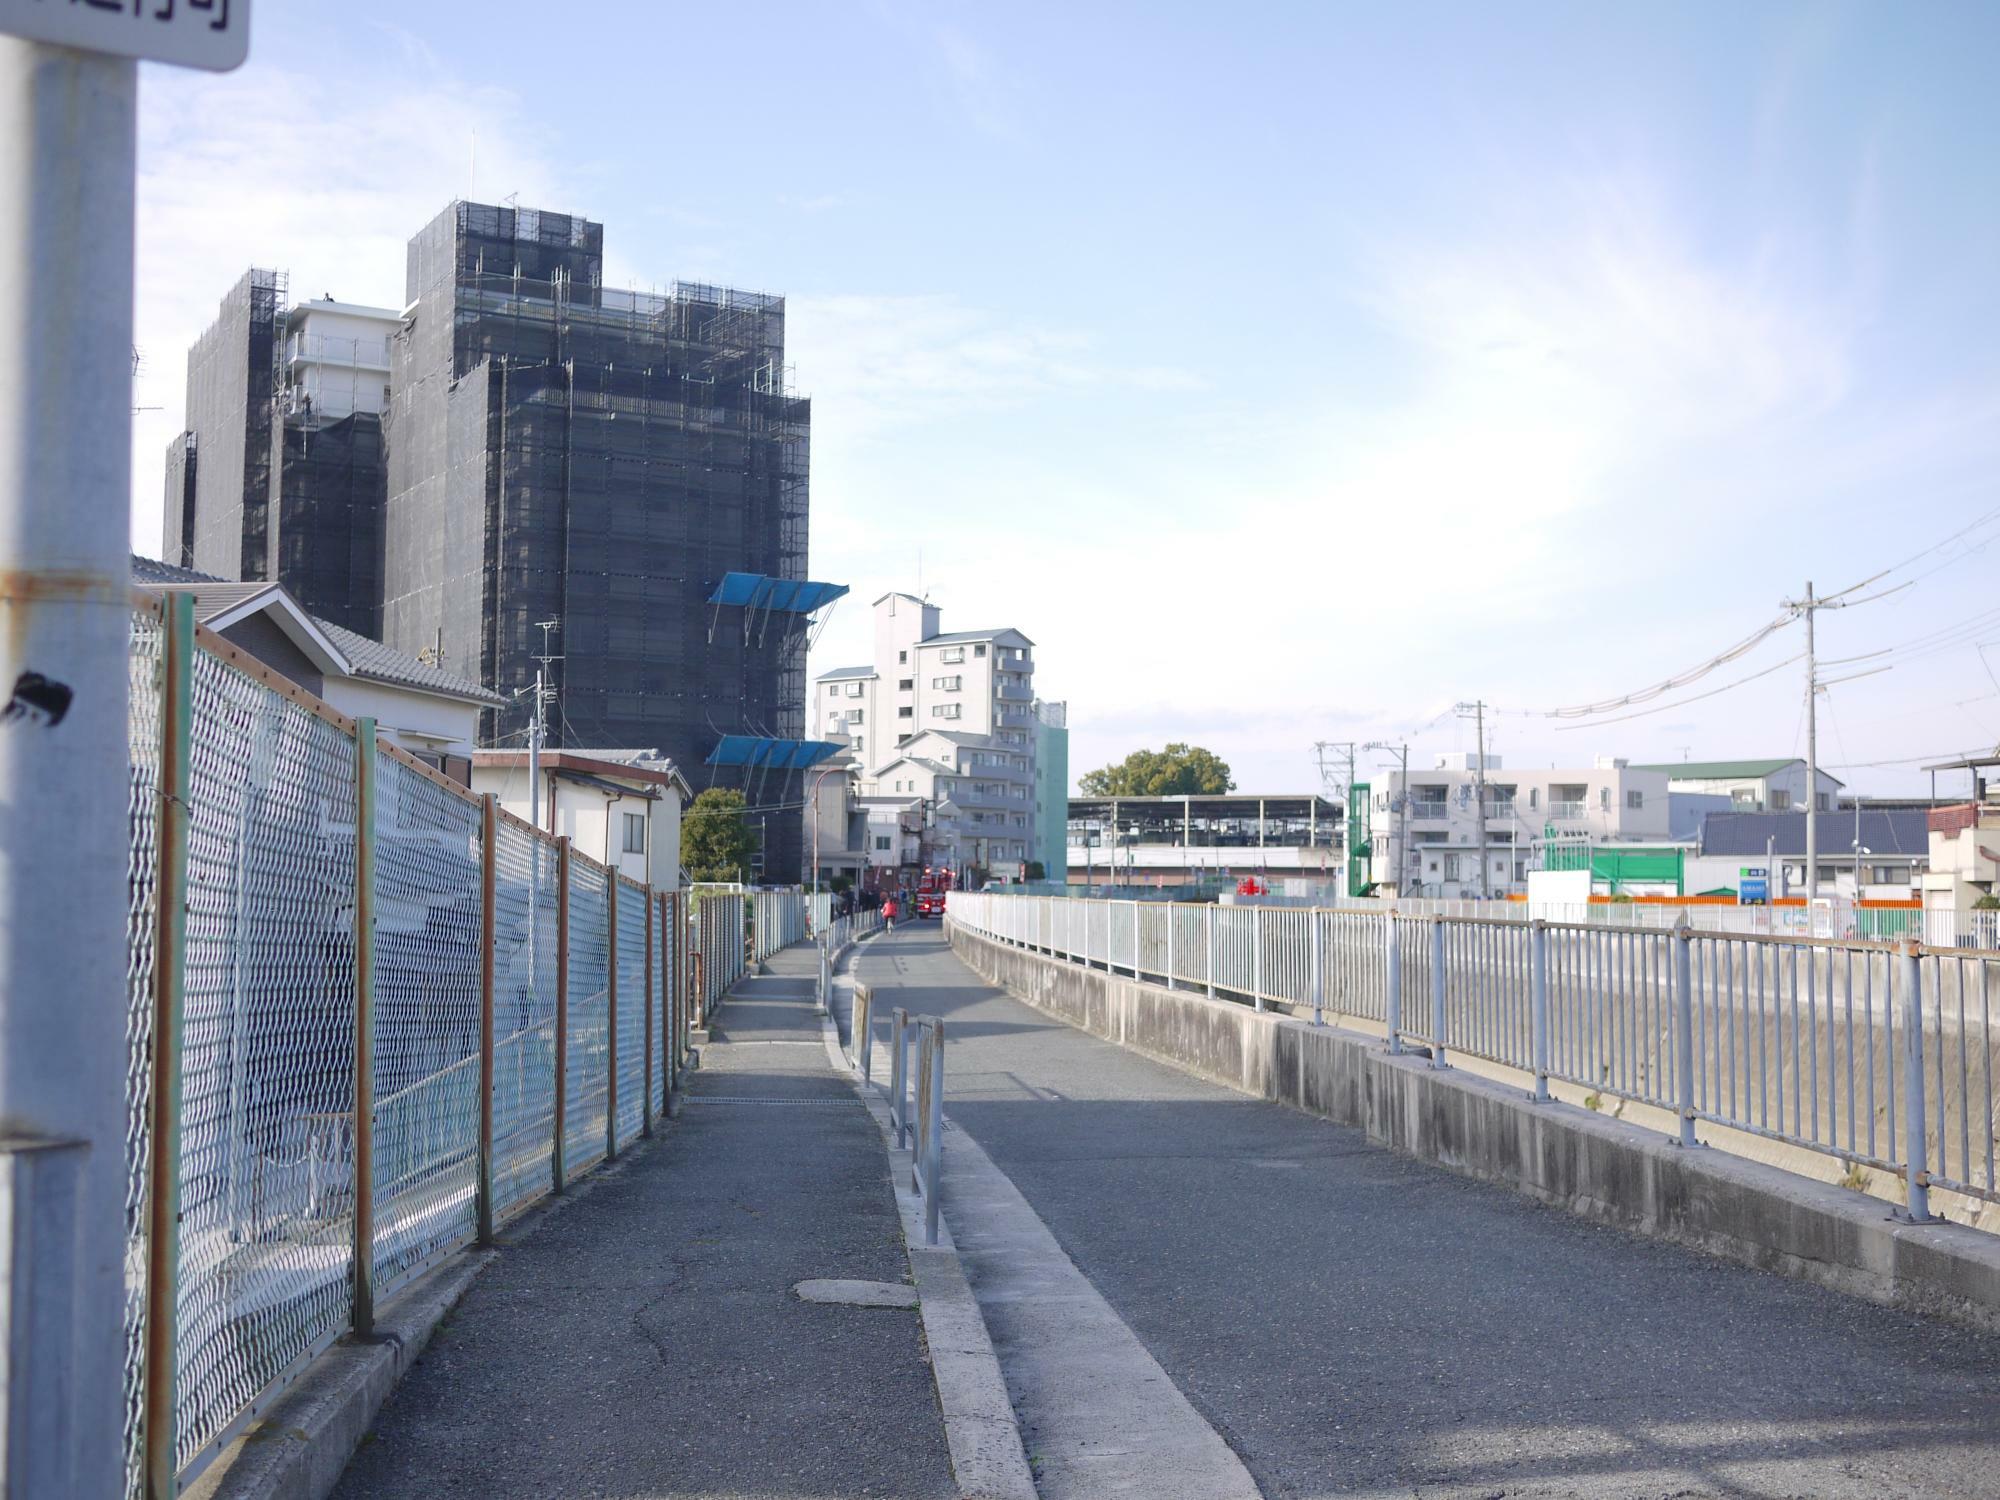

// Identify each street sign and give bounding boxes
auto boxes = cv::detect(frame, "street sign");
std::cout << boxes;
[1739,866,1768,906]
[1,0,249,71]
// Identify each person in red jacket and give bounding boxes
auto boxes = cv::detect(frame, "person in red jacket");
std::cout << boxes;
[882,893,899,933]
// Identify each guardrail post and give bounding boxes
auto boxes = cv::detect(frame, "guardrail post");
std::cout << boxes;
[1310,910,1325,1026]
[1132,901,1142,979]
[1898,940,1941,1222]
[642,882,655,1140]
[1385,914,1403,1055]
[1672,926,1698,1148]
[1530,920,1551,1103]
[856,986,874,1083]
[554,837,570,1194]
[1165,902,1176,990]
[817,937,830,1016]
[606,875,619,1162]
[143,591,194,1500]
[1253,907,1265,1012]
[352,717,378,1337]
[1205,903,1216,998]
[477,795,498,1244]
[660,892,675,1115]
[891,1006,910,1148]
[925,1018,945,1247]
[1428,917,1448,1069]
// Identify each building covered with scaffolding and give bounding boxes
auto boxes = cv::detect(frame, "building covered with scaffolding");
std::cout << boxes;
[381,201,818,876]
[163,274,394,637]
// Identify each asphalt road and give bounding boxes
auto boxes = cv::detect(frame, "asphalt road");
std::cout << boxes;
[856,920,2000,1500]
[333,947,955,1500]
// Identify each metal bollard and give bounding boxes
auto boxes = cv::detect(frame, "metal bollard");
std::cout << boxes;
[1530,921,1551,1103]
[891,1006,910,1148]
[924,1019,946,1246]
[1429,918,1448,1069]
[1898,941,1940,1222]
[856,986,874,1083]
[1672,927,1698,1148]
[1386,915,1403,1054]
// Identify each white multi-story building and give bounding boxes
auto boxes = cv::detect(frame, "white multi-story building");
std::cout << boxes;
[1632,758,1845,814]
[1365,753,1671,897]
[812,592,1040,879]
[283,296,398,421]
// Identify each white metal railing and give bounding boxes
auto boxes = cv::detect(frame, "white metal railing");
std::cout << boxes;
[947,891,2000,1221]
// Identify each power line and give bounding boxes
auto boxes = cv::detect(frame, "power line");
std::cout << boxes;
[1552,651,1804,731]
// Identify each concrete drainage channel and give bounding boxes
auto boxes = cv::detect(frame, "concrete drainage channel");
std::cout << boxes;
[818,932,1039,1500]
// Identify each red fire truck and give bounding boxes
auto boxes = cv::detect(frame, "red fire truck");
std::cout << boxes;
[914,867,954,918]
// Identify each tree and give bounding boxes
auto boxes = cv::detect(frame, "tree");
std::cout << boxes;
[1078,743,1236,797]
[681,787,755,882]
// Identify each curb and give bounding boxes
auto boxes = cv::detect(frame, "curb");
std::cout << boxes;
[822,945,1037,1500]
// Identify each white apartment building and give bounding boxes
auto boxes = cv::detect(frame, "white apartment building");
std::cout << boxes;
[283,296,398,421]
[1366,753,1671,897]
[1632,758,1845,813]
[812,592,1040,880]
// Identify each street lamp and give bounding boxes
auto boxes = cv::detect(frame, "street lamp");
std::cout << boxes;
[807,760,847,933]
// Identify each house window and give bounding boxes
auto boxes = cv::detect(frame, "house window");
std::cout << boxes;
[899,678,912,690]
[932,704,961,720]
[898,706,913,718]
[898,650,907,663]
[845,682,864,697]
[851,736,864,750]
[826,685,838,697]
[940,647,965,664]
[1816,792,1830,811]
[1872,864,1907,884]
[1600,787,1611,810]
[932,675,961,691]
[974,644,987,657]
[622,812,646,855]
[875,835,891,851]
[1769,790,1790,810]
[1626,790,1643,810]
[848,709,863,723]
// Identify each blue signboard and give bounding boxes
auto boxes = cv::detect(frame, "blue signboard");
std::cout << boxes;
[1739,866,1768,906]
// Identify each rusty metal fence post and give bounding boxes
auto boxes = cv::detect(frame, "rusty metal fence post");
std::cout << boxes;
[476,794,498,1245]
[352,717,379,1337]
[643,883,655,1139]
[142,591,194,1499]
[606,874,619,1162]
[553,837,570,1194]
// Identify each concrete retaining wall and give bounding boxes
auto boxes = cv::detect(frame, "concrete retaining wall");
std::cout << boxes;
[950,920,2000,1335]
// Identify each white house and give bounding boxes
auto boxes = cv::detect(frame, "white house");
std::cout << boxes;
[134,556,503,778]
[1633,758,1845,813]
[471,750,691,889]
[1366,753,1671,898]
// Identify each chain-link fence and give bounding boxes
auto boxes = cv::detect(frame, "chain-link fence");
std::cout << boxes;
[122,598,702,1495]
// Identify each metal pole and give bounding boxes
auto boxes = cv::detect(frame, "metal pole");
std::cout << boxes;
[1473,703,1489,900]
[0,40,137,1497]
[142,593,194,1500]
[476,795,497,1245]
[1310,908,1325,1026]
[554,837,570,1193]
[1386,914,1403,1054]
[1899,940,1939,1221]
[606,874,619,1162]
[659,892,674,1116]
[1205,903,1216,998]
[1673,927,1698,1148]
[1253,906,1265,1012]
[353,718,379,1336]
[642,882,655,1139]
[1530,920,1551,1102]
[1166,901,1175,990]
[925,1019,945,1247]
[1429,917,1448,1068]
[1133,900,1141,980]
[1803,582,1819,901]
[891,1007,910,1148]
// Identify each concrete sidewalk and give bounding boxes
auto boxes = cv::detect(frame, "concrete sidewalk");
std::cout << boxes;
[855,922,2000,1500]
[331,942,956,1500]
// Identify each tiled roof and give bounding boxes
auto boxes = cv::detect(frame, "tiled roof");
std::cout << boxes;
[1697,810,1929,858]
[816,665,875,681]
[316,619,505,706]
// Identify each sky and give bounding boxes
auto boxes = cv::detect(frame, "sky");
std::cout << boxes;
[128,1,2000,800]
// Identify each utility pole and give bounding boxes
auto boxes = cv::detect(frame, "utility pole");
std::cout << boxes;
[1454,702,1490,899]
[532,618,562,833]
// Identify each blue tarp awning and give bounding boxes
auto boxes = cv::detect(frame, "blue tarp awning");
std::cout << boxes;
[707,572,849,614]
[706,736,844,770]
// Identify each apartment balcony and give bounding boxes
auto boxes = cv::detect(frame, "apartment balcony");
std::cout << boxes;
[1408,802,1451,822]
[1546,801,1590,822]
[996,708,1035,729]
[996,682,1033,703]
